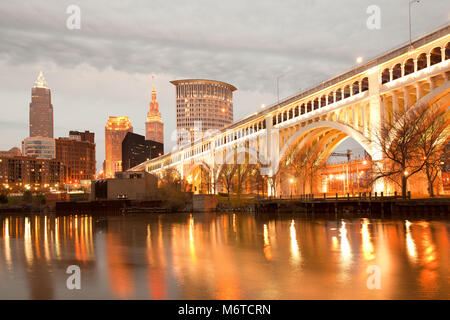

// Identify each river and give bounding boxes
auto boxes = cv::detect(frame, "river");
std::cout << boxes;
[0,212,448,299]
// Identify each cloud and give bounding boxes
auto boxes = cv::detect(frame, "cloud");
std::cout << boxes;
[0,0,449,169]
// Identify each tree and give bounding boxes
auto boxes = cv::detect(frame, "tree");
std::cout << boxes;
[235,163,258,198]
[159,168,187,211]
[371,108,427,197]
[283,144,325,195]
[218,164,236,201]
[416,104,449,197]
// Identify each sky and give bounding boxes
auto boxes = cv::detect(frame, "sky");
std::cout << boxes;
[0,0,449,171]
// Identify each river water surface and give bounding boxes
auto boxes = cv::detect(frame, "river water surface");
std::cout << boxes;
[0,212,448,299]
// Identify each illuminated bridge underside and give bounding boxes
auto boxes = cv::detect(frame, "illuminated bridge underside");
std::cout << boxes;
[131,27,450,196]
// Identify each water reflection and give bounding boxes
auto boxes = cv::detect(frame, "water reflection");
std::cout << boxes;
[339,220,352,265]
[405,220,417,263]
[361,218,375,261]
[289,220,301,266]
[263,224,273,261]
[0,214,448,299]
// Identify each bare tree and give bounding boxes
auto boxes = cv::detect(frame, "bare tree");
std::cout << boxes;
[284,145,324,195]
[235,163,258,198]
[218,164,236,201]
[371,108,427,197]
[416,104,449,197]
[160,167,181,188]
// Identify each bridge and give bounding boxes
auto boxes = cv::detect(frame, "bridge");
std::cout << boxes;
[131,25,450,197]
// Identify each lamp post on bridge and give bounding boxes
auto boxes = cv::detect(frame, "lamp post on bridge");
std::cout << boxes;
[409,0,420,49]
[276,74,285,105]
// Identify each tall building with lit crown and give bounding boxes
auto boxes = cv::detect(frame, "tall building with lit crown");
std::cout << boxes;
[29,71,54,138]
[145,86,164,146]
[170,79,236,144]
[105,117,133,178]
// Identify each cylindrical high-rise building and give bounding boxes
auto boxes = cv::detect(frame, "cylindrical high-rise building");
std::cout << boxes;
[104,116,133,178]
[170,79,236,144]
[29,71,54,138]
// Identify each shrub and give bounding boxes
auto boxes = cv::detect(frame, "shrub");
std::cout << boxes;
[0,194,8,204]
[23,190,33,203]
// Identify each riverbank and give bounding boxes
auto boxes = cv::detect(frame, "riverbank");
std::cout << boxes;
[1,196,449,218]
[255,197,450,217]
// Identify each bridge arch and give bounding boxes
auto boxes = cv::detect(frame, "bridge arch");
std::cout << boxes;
[273,121,373,175]
[184,160,213,178]
[387,80,450,149]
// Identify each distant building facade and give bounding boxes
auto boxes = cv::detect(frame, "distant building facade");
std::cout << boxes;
[55,130,96,183]
[0,155,64,187]
[105,116,133,178]
[69,130,95,143]
[29,71,54,138]
[91,171,158,201]
[0,147,21,157]
[170,79,236,144]
[22,136,55,159]
[121,132,163,171]
[145,86,164,146]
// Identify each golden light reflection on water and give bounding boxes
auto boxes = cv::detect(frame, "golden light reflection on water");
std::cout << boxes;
[3,218,11,269]
[289,220,301,265]
[361,218,375,261]
[405,220,417,263]
[189,214,197,265]
[0,214,448,299]
[24,217,33,265]
[339,220,352,265]
[263,224,273,261]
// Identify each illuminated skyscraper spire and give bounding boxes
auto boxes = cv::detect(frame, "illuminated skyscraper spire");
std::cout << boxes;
[145,84,164,146]
[34,71,48,89]
[149,86,160,114]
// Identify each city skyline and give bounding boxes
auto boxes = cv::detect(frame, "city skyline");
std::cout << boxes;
[0,1,449,171]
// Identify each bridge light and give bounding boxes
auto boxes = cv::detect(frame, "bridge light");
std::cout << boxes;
[356,56,363,64]
[261,104,265,109]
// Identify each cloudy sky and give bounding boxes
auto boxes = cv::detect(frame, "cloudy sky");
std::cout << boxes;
[1,0,449,170]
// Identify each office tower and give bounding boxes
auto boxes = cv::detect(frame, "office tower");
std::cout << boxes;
[170,79,236,144]
[105,116,133,178]
[145,86,164,146]
[121,132,163,171]
[29,71,54,138]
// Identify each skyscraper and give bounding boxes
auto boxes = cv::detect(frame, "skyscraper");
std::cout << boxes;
[145,86,164,146]
[29,71,54,138]
[121,132,163,171]
[170,79,236,144]
[105,116,133,178]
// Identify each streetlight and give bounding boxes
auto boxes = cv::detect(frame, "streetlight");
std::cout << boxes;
[356,56,363,64]
[289,178,294,198]
[276,74,285,105]
[409,0,420,49]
